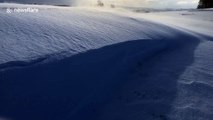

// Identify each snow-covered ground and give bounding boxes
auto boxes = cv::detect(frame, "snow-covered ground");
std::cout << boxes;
[0,3,212,120]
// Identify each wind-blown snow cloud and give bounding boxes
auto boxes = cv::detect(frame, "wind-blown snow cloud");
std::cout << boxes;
[140,0,198,8]
[74,0,199,8]
[0,0,199,8]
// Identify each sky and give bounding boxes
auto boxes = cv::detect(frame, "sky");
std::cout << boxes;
[129,0,199,8]
[0,0,200,8]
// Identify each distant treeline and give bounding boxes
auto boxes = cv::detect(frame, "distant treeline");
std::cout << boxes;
[198,0,213,8]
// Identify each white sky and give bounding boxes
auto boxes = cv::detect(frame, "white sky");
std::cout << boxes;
[75,0,199,8]
[2,0,200,8]
[141,0,199,8]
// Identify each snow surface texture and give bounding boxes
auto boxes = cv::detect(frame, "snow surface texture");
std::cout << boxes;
[0,3,213,120]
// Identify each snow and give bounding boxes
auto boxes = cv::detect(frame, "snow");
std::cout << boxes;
[135,9,213,37]
[0,3,213,120]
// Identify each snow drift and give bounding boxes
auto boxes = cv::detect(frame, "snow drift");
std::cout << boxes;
[0,3,213,120]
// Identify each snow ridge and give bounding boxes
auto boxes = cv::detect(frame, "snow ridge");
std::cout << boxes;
[0,3,213,120]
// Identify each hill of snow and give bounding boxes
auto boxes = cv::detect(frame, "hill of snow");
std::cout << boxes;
[0,3,213,120]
